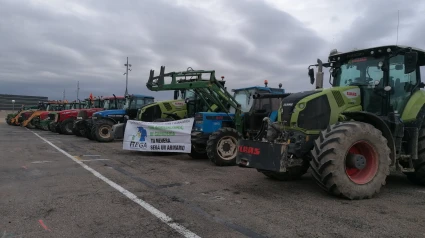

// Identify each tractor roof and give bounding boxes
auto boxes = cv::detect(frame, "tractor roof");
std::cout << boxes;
[233,86,285,94]
[103,96,125,100]
[128,94,154,99]
[328,45,425,66]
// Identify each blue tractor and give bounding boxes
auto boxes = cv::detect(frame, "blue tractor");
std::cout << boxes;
[89,94,155,142]
[190,81,286,166]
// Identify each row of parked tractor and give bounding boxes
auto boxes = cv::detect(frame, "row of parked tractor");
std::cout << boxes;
[5,44,425,200]
[5,66,286,167]
[5,94,152,142]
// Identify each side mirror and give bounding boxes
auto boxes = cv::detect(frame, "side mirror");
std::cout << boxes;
[173,90,179,100]
[404,51,418,74]
[308,68,315,85]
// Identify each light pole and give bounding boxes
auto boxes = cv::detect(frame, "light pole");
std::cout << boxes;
[123,57,132,96]
[11,100,15,113]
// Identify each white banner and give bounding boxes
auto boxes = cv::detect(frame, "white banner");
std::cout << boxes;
[123,118,194,153]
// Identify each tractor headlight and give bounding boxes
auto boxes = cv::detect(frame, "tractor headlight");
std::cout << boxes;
[298,103,305,109]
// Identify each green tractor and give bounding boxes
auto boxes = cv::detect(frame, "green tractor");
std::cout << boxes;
[236,45,425,200]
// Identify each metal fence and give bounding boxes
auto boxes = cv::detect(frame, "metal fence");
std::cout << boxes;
[0,94,48,111]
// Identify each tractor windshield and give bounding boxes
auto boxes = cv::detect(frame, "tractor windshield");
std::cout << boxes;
[103,99,111,109]
[103,98,125,109]
[124,97,154,109]
[184,90,196,100]
[333,56,384,87]
[233,89,256,112]
[93,100,102,108]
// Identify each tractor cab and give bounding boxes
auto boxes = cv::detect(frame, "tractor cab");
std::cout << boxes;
[326,46,425,118]
[230,82,285,114]
[103,96,126,110]
[123,94,155,119]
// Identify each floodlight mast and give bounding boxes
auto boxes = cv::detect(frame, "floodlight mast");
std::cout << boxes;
[123,57,132,96]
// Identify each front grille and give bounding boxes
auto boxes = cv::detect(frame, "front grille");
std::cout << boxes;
[141,105,161,122]
[332,90,345,107]
[163,103,172,111]
[297,95,331,130]
[281,105,293,126]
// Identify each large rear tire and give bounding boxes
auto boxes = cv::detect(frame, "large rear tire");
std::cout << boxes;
[206,127,241,166]
[60,118,74,135]
[92,119,115,142]
[310,121,391,200]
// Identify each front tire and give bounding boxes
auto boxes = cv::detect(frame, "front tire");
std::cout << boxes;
[92,119,115,142]
[189,145,207,159]
[26,120,36,129]
[310,121,391,200]
[60,118,74,135]
[49,122,57,132]
[206,127,241,166]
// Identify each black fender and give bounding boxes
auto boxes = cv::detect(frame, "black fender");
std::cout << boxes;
[97,116,117,125]
[342,111,396,166]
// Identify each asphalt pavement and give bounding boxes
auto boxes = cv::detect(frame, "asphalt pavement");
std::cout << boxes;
[1,121,425,238]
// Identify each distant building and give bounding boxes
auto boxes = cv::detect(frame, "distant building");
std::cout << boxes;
[0,94,48,111]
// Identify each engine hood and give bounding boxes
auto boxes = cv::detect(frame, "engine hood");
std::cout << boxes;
[281,89,322,108]
[58,109,81,115]
[94,109,126,117]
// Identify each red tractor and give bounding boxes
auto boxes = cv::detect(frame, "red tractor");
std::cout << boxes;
[73,95,126,138]
[50,97,104,135]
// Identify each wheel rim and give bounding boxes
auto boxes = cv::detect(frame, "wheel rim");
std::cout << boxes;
[216,135,238,160]
[345,140,378,184]
[98,125,111,139]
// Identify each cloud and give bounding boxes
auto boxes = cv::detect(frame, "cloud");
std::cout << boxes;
[0,0,424,102]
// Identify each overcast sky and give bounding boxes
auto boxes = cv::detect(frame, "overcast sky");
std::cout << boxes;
[1,0,424,100]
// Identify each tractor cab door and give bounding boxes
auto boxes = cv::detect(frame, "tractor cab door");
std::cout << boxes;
[387,55,419,115]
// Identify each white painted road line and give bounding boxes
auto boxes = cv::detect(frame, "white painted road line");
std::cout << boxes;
[29,130,201,238]
[31,161,53,164]
[80,159,110,162]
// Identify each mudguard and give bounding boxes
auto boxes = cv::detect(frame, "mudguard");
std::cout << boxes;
[111,123,125,139]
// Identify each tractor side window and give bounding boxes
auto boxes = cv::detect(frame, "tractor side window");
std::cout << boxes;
[234,92,249,112]
[270,98,282,111]
[145,98,154,104]
[133,99,148,108]
[118,99,126,109]
[337,65,360,86]
[389,55,418,113]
